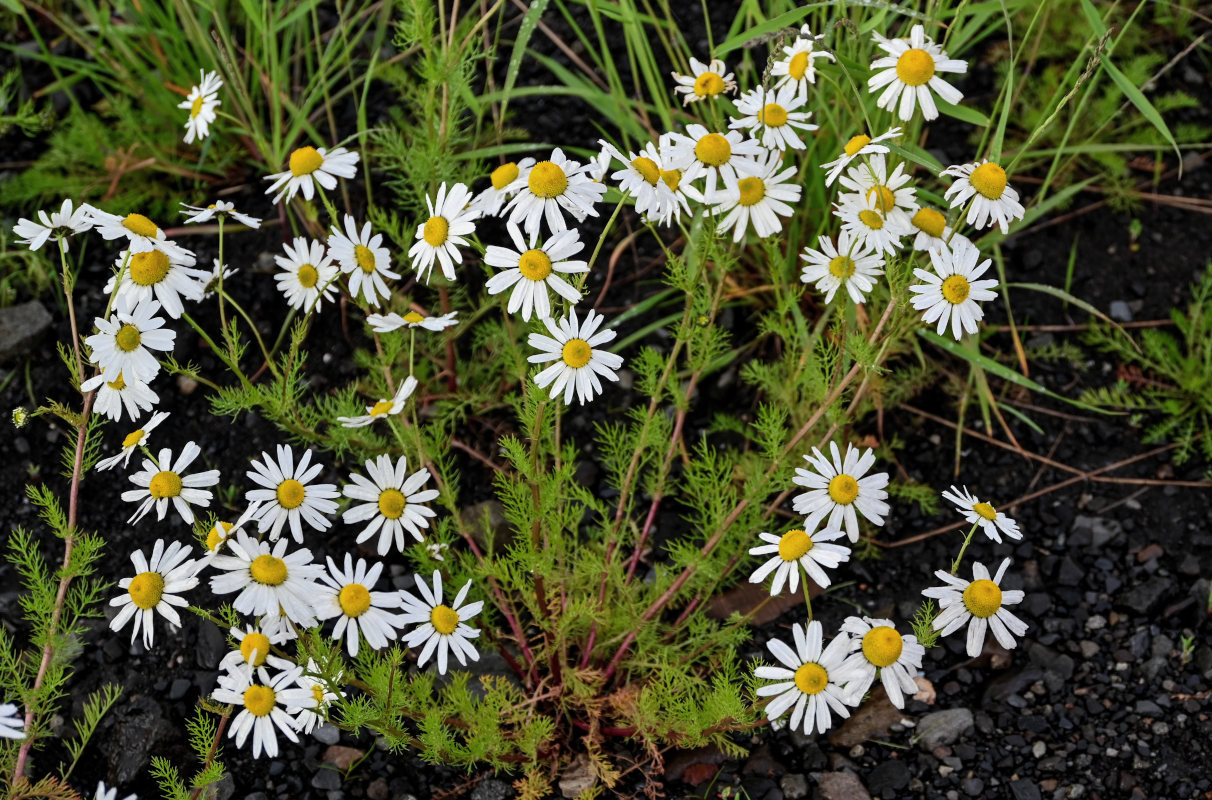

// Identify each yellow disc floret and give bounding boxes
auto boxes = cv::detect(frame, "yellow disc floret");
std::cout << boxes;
[122,213,159,238]
[631,156,660,186]
[240,631,272,666]
[963,579,1003,618]
[973,502,997,520]
[528,161,568,199]
[296,264,319,288]
[761,103,789,128]
[737,177,766,207]
[829,256,856,279]
[490,162,520,190]
[431,604,460,635]
[794,662,828,695]
[338,583,372,617]
[844,135,872,157]
[694,133,732,167]
[378,488,407,519]
[289,146,324,177]
[149,470,183,499]
[354,244,377,274]
[693,71,726,97]
[941,275,971,304]
[250,554,288,586]
[128,571,165,610]
[242,684,276,717]
[122,429,145,449]
[369,400,395,417]
[969,162,1008,200]
[276,479,306,509]
[518,249,553,281]
[403,311,425,324]
[912,208,946,238]
[115,323,142,352]
[862,626,904,667]
[129,250,171,286]
[660,169,682,192]
[561,338,592,368]
[895,49,936,86]
[858,209,885,230]
[828,474,859,505]
[788,51,810,81]
[108,372,128,391]
[190,96,204,118]
[777,529,814,562]
[423,216,449,247]
[866,186,897,213]
[206,521,233,552]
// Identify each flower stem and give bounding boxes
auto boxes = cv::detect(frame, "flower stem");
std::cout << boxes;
[950,521,981,576]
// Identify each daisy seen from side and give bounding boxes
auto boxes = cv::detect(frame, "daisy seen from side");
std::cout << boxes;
[178,69,222,144]
[711,150,802,243]
[799,228,886,304]
[212,663,316,759]
[316,554,406,658]
[909,207,955,251]
[86,297,176,384]
[264,145,359,204]
[527,308,623,406]
[941,485,1022,542]
[121,442,219,525]
[470,158,535,217]
[908,236,998,340]
[922,558,1028,657]
[289,659,343,734]
[336,375,418,428]
[504,148,606,239]
[748,526,852,596]
[245,444,340,543]
[408,182,478,283]
[597,139,679,222]
[108,538,199,649]
[940,159,1026,234]
[868,24,967,122]
[754,620,860,736]
[791,441,890,543]
[771,25,835,103]
[484,224,587,321]
[837,616,925,708]
[328,215,399,307]
[367,309,459,333]
[671,57,737,104]
[81,371,158,423]
[13,199,93,251]
[399,570,484,675]
[342,453,439,556]
[208,529,325,626]
[274,236,339,313]
[819,127,902,186]
[180,200,261,229]
[729,83,818,151]
[85,207,193,261]
[96,411,169,472]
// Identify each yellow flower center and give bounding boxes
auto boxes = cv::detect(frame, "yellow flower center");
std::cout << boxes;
[969,162,1008,200]
[694,133,732,167]
[692,71,726,97]
[866,186,897,213]
[912,208,946,238]
[378,488,407,519]
[338,583,372,617]
[354,244,377,273]
[963,579,1003,618]
[862,626,904,667]
[190,95,204,118]
[518,249,553,281]
[431,604,460,635]
[206,521,233,552]
[122,429,145,449]
[490,162,520,190]
[242,684,276,717]
[240,631,272,666]
[660,169,682,192]
[311,684,325,704]
[858,209,885,230]
[129,250,171,287]
[828,256,856,279]
[369,399,395,417]
[528,161,568,199]
[631,156,660,186]
[941,274,971,304]
[561,338,592,368]
[108,373,127,391]
[973,501,997,520]
[761,103,788,128]
[737,177,766,207]
[895,48,936,86]
[828,474,859,505]
[296,264,319,288]
[289,146,324,177]
[403,311,425,324]
[128,571,164,610]
[115,323,142,352]
[777,529,813,562]
[276,478,306,509]
[249,554,288,586]
[788,51,810,81]
[843,135,872,157]
[148,470,183,499]
[122,213,159,238]
[423,216,449,247]
[794,662,828,695]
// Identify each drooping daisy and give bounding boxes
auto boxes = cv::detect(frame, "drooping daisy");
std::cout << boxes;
[108,539,199,649]
[908,237,999,340]
[408,182,478,283]
[122,442,220,525]
[922,558,1028,657]
[729,83,819,151]
[711,151,802,244]
[273,236,339,313]
[96,411,170,472]
[328,215,399,307]
[86,297,176,383]
[316,554,405,658]
[799,229,885,304]
[671,57,737,104]
[399,571,483,675]
[245,444,340,543]
[198,259,238,300]
[791,441,890,543]
[208,529,325,626]
[81,371,159,423]
[504,149,607,238]
[837,616,925,709]
[289,659,343,734]
[748,527,852,596]
[178,69,222,144]
[834,190,913,256]
[0,702,23,739]
[470,158,535,217]
[941,485,1022,542]
[200,505,260,562]
[264,145,360,204]
[12,199,93,251]
[819,127,903,186]
[367,309,459,334]
[663,125,764,202]
[218,624,296,681]
[909,207,955,252]
[754,620,859,736]
[94,782,137,800]
[868,24,967,122]
[84,207,193,261]
[180,200,261,229]
[212,663,316,759]
[104,248,205,320]
[336,375,418,428]
[527,308,624,406]
[940,159,1025,234]
[342,453,439,556]
[484,225,587,321]
[597,139,680,222]
[771,25,835,103]
[837,153,919,227]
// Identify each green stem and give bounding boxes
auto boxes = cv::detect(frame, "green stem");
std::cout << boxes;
[802,572,814,622]
[57,239,84,385]
[182,312,253,391]
[950,521,981,575]
[216,216,229,341]
[581,197,627,289]
[220,290,282,380]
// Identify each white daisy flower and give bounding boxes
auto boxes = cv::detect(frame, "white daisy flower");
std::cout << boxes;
[940,159,1025,234]
[834,190,913,257]
[747,527,852,596]
[941,485,1022,542]
[470,158,535,217]
[245,444,340,543]
[754,620,859,736]
[273,236,339,313]
[908,237,999,340]
[94,782,137,800]
[208,529,325,626]
[771,25,835,103]
[121,442,219,526]
[426,542,449,561]
[81,371,159,423]
[263,145,360,204]
[336,375,418,428]
[399,570,484,675]
[0,702,23,740]
[342,453,439,556]
[108,539,199,649]
[527,308,624,406]
[791,441,890,543]
[484,224,587,321]
[316,554,405,658]
[96,411,170,472]
[12,199,93,251]
[729,83,818,151]
[505,148,607,238]
[408,182,478,283]
[212,663,316,759]
[366,310,459,333]
[197,259,239,301]
[86,297,176,384]
[180,200,261,229]
[909,207,956,252]
[710,151,802,244]
[178,69,222,144]
[799,229,885,304]
[597,139,681,222]
[84,207,193,261]
[819,127,902,186]
[837,616,925,709]
[868,24,967,122]
[837,153,919,227]
[201,505,260,561]
[922,558,1028,657]
[289,659,343,734]
[103,248,205,320]
[328,215,399,307]
[663,125,764,202]
[671,57,737,104]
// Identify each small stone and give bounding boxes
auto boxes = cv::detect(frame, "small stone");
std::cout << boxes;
[366,779,389,800]
[243,794,269,800]
[312,723,340,745]
[1109,300,1133,322]
[961,777,985,796]
[780,773,809,800]
[866,760,909,794]
[323,745,366,770]
[1135,543,1164,563]
[1084,615,1106,632]
[1032,741,1047,758]
[177,375,199,395]
[0,301,52,362]
[470,779,510,800]
[311,770,341,791]
[1117,577,1171,614]
[1009,780,1042,800]
[915,709,975,748]
[168,678,191,700]
[816,771,872,800]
